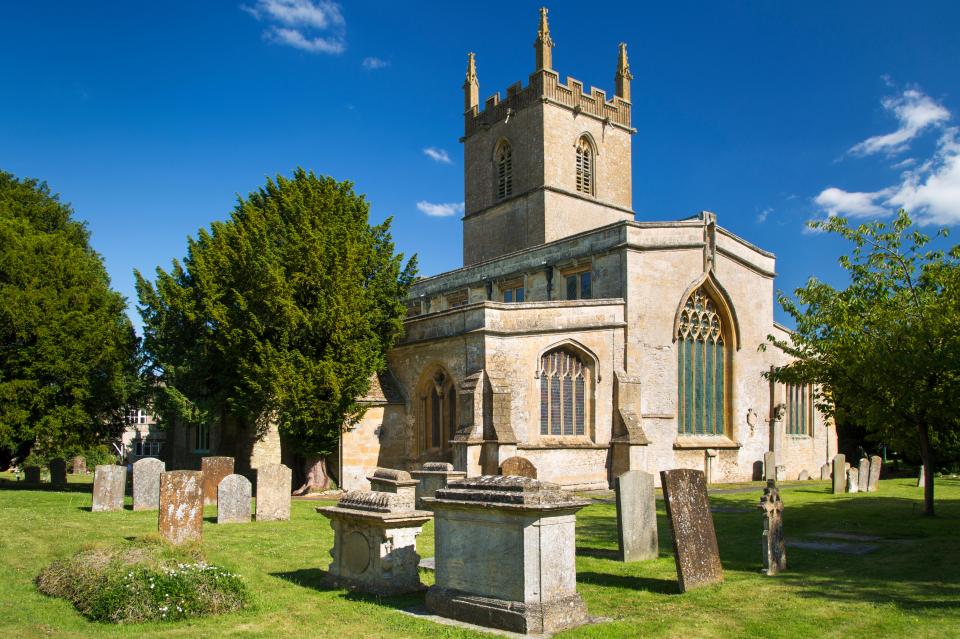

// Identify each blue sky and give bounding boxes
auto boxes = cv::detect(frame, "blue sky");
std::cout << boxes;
[2,1,959,331]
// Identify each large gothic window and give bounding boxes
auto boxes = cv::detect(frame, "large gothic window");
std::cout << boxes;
[575,136,594,195]
[677,286,727,435]
[495,140,513,201]
[539,349,586,436]
[418,370,457,454]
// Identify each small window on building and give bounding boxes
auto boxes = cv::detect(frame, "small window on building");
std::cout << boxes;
[194,423,210,453]
[496,140,513,201]
[127,408,147,425]
[446,290,468,308]
[405,300,422,317]
[539,349,587,436]
[786,383,812,435]
[501,278,525,303]
[576,136,594,195]
[418,370,457,454]
[563,268,592,300]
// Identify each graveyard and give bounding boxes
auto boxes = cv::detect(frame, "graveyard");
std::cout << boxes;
[0,473,958,638]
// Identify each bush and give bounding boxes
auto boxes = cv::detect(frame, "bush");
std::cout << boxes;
[23,443,117,470]
[36,539,248,623]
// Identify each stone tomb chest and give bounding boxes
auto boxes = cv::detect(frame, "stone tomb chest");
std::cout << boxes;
[423,476,591,635]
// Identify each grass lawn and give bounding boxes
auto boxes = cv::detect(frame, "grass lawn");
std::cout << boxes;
[0,477,958,638]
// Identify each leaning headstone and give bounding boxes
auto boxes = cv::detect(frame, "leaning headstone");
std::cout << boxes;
[71,455,86,475]
[758,480,786,576]
[660,469,724,592]
[798,469,810,481]
[499,456,537,478]
[615,470,658,562]
[201,456,234,506]
[858,457,870,493]
[763,451,776,481]
[159,470,203,544]
[424,476,590,634]
[132,457,165,510]
[831,454,846,494]
[367,468,418,508]
[256,463,292,522]
[217,474,252,524]
[24,465,42,483]
[867,455,882,492]
[820,463,831,480]
[49,458,67,485]
[319,490,432,595]
[92,465,127,512]
[846,468,859,493]
[410,462,466,509]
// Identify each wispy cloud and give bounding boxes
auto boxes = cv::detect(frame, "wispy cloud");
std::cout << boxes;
[362,56,389,70]
[243,0,346,54]
[423,147,452,164]
[849,89,950,156]
[416,201,464,217]
[756,207,773,224]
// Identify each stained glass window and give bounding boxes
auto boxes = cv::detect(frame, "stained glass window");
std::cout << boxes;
[677,286,726,435]
[539,350,586,436]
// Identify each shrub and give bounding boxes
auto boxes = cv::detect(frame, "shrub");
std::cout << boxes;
[36,539,248,623]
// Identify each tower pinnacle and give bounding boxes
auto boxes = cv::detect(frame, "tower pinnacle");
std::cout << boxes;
[615,42,632,102]
[534,7,554,71]
[464,52,479,112]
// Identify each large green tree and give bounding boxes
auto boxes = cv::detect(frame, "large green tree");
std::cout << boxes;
[136,169,416,491]
[767,211,960,516]
[0,172,139,463]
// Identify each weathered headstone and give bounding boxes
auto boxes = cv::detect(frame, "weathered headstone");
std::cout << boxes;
[758,480,786,576]
[424,476,590,634]
[798,469,810,481]
[917,467,925,488]
[660,469,723,592]
[132,457,165,511]
[92,465,127,512]
[763,451,776,481]
[820,463,831,480]
[201,456,234,506]
[71,455,86,475]
[499,456,537,478]
[775,465,787,482]
[24,465,42,483]
[867,455,882,492]
[159,470,203,544]
[615,470,658,562]
[846,468,859,493]
[367,468,418,508]
[858,457,870,493]
[49,458,67,485]
[217,474,252,524]
[256,463,292,522]
[410,462,466,509]
[831,454,846,494]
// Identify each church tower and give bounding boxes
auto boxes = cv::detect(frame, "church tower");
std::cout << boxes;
[461,8,636,265]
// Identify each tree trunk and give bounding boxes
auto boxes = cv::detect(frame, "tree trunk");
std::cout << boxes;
[293,455,333,495]
[917,421,935,516]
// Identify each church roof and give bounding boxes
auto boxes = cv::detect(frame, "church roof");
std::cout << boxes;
[359,370,405,405]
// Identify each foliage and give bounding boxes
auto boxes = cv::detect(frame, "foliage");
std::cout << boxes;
[135,169,416,458]
[22,444,116,469]
[36,539,247,623]
[0,171,140,460]
[766,211,960,514]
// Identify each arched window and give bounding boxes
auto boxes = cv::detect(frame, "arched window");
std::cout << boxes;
[575,136,594,195]
[418,369,457,454]
[786,383,812,435]
[495,140,513,201]
[677,286,728,435]
[539,350,587,436]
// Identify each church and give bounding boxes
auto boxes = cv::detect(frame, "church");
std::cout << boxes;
[337,8,835,490]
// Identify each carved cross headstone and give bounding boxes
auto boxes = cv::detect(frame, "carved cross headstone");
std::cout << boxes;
[758,480,786,575]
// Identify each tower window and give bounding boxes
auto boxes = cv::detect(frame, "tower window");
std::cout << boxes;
[496,141,513,201]
[576,136,594,195]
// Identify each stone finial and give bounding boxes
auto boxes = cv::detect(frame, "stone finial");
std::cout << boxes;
[463,52,479,112]
[615,42,632,101]
[534,7,554,71]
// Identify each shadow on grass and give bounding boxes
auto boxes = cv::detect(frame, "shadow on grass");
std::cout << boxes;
[0,480,93,493]
[271,569,425,610]
[577,546,620,560]
[578,571,679,594]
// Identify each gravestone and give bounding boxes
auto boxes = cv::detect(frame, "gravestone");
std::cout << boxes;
[49,458,67,485]
[424,476,590,634]
[858,457,871,493]
[917,467,925,488]
[775,465,787,482]
[410,462,466,509]
[846,468,859,493]
[831,454,846,494]
[820,463,831,480]
[217,474,252,524]
[92,465,127,512]
[159,470,203,544]
[132,457,165,511]
[660,469,723,592]
[798,469,810,481]
[763,451,776,481]
[758,480,786,575]
[71,456,86,475]
[24,465,42,483]
[256,463,292,522]
[201,456,234,506]
[499,456,537,478]
[615,470,658,562]
[867,455,882,492]
[367,468,418,508]
[319,490,432,595]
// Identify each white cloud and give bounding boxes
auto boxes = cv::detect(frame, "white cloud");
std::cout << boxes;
[423,147,452,164]
[243,0,345,54]
[814,187,891,218]
[849,89,950,156]
[891,157,916,170]
[886,128,960,225]
[416,201,464,217]
[756,207,772,224]
[362,57,389,70]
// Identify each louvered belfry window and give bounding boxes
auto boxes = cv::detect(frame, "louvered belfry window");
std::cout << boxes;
[496,141,513,200]
[576,137,593,195]
[539,350,586,436]
[677,286,726,435]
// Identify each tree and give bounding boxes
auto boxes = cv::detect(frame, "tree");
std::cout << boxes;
[136,169,416,491]
[767,211,960,516]
[0,171,139,464]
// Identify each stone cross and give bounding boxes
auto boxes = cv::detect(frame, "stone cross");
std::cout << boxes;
[867,455,882,492]
[159,470,203,544]
[49,458,67,485]
[256,463,292,522]
[660,468,723,592]
[499,456,537,478]
[92,465,127,511]
[217,474,252,523]
[132,457,165,511]
[615,470,658,562]
[858,457,870,493]
[758,480,786,576]
[831,454,846,494]
[847,467,859,493]
[201,456,234,506]
[763,451,776,481]
[24,465,41,483]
